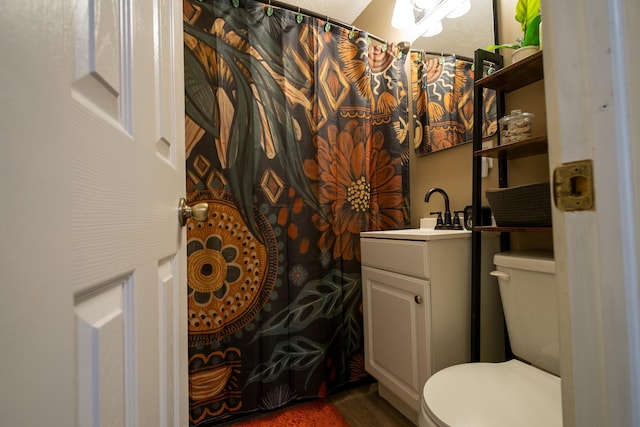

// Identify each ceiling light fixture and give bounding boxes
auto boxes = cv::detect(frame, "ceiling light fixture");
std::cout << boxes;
[422,20,443,37]
[391,0,414,29]
[390,0,473,41]
[415,0,439,10]
[446,0,471,18]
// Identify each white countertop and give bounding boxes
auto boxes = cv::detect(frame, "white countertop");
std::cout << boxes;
[360,228,471,241]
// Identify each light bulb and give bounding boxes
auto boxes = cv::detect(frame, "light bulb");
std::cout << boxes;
[391,0,414,29]
[447,0,471,18]
[415,0,438,10]
[422,20,443,37]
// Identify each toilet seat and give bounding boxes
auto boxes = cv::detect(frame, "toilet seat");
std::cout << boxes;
[422,360,562,427]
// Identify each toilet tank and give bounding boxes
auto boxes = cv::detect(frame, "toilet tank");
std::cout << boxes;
[492,251,559,376]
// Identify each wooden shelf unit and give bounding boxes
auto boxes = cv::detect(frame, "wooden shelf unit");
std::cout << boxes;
[473,226,552,233]
[470,49,550,362]
[476,50,544,92]
[474,135,548,160]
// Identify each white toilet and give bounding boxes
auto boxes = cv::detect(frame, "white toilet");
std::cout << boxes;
[419,251,563,427]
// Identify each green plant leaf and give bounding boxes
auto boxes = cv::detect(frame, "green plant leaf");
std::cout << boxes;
[522,14,541,46]
[515,0,540,31]
[487,44,520,51]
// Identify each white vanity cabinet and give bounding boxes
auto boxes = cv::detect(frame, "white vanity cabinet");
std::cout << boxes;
[360,229,471,424]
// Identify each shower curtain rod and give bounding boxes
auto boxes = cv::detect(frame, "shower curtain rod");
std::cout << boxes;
[264,0,386,44]
[225,0,410,54]
[413,49,474,63]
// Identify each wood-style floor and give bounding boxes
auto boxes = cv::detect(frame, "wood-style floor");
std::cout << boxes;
[225,381,416,426]
[328,382,415,427]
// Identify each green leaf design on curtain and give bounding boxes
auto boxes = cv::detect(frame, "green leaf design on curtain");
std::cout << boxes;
[248,335,325,385]
[184,3,324,239]
[243,270,363,388]
[184,47,218,137]
[251,271,362,341]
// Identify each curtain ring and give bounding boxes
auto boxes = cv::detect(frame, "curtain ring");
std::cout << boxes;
[296,7,303,23]
[267,0,274,16]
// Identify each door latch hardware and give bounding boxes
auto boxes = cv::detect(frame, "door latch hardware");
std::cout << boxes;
[178,198,210,226]
[553,160,594,211]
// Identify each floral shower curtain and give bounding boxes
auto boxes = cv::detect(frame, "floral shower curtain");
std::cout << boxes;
[412,52,497,155]
[183,0,409,424]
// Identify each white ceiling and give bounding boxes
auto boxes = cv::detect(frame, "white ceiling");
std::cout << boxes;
[277,0,373,24]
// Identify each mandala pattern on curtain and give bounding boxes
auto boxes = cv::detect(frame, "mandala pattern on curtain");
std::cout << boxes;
[412,52,497,155]
[183,1,409,425]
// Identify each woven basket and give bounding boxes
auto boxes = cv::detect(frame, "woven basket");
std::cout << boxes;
[485,182,552,227]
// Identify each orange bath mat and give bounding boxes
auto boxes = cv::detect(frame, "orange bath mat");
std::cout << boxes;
[231,400,350,427]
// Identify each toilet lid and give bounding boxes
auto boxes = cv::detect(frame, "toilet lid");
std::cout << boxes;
[423,360,562,427]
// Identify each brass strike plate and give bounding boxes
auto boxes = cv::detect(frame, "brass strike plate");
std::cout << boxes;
[553,160,594,211]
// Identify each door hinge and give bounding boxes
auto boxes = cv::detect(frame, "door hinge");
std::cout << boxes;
[553,160,594,211]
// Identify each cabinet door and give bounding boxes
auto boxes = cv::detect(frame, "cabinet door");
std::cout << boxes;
[362,266,431,410]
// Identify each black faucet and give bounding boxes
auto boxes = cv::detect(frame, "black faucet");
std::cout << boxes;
[425,187,457,230]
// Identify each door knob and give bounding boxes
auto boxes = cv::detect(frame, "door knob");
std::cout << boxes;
[415,295,423,304]
[178,198,209,226]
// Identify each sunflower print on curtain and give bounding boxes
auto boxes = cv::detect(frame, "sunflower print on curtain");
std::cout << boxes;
[412,52,497,155]
[183,0,409,425]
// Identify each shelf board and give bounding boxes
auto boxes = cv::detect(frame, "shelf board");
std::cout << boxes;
[474,226,553,233]
[476,50,544,92]
[474,135,548,159]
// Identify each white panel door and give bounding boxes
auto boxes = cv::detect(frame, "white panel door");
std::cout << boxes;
[542,0,640,425]
[0,1,187,426]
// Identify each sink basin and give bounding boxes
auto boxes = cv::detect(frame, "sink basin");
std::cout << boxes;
[360,218,470,241]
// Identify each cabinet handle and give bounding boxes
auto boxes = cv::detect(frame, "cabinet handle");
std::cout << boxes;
[414,295,423,304]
